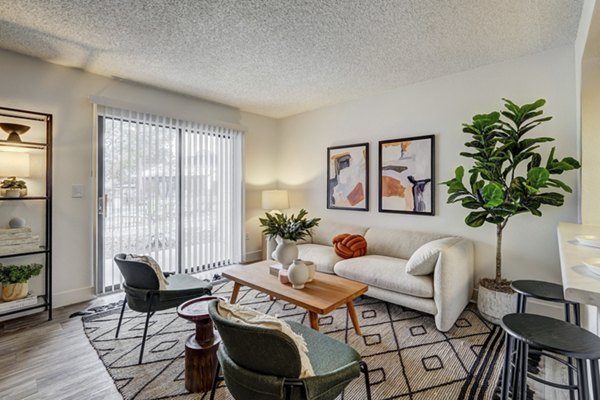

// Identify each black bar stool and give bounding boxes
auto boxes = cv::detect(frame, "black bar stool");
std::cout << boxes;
[511,280,581,325]
[501,313,600,400]
[511,280,583,399]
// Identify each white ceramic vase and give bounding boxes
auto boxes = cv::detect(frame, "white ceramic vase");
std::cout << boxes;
[477,284,517,325]
[288,259,309,289]
[272,237,298,269]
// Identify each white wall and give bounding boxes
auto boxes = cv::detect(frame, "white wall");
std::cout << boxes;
[0,49,278,307]
[278,46,579,302]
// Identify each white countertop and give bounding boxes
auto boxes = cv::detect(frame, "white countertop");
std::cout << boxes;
[557,222,600,306]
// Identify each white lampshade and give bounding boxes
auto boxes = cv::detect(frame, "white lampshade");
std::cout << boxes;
[0,152,30,178]
[262,190,289,211]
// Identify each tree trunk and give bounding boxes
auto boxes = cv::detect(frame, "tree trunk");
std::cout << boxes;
[496,224,503,283]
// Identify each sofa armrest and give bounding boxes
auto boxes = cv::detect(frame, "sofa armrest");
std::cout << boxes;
[432,238,474,331]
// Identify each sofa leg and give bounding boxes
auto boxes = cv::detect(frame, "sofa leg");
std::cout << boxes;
[360,360,372,400]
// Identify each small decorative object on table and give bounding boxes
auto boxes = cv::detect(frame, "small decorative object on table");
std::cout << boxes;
[442,98,581,324]
[259,209,320,269]
[304,260,316,282]
[288,259,309,289]
[176,296,221,393]
[0,263,43,301]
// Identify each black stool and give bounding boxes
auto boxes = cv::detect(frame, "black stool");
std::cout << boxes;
[511,280,581,325]
[501,313,600,400]
[511,280,583,399]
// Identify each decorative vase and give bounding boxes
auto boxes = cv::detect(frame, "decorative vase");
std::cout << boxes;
[304,261,316,282]
[1,282,29,302]
[272,237,298,269]
[287,259,309,289]
[477,284,517,325]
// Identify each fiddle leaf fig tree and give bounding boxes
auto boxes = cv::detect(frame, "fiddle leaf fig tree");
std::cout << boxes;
[442,99,580,291]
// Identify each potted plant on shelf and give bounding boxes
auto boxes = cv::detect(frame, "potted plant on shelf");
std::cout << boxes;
[1,177,27,198]
[0,263,43,301]
[442,98,580,324]
[259,209,320,269]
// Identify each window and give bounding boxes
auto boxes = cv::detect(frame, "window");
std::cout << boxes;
[96,106,244,293]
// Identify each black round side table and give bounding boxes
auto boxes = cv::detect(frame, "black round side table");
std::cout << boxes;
[501,313,600,400]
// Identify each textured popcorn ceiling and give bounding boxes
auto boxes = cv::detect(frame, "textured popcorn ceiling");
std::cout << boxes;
[0,0,584,118]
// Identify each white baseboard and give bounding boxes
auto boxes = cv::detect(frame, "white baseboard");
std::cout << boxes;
[244,250,263,263]
[52,286,96,308]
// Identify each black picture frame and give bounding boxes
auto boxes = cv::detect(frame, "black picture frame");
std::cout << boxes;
[378,135,435,215]
[327,142,369,211]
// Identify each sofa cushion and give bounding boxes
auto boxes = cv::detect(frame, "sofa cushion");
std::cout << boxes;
[311,220,368,246]
[297,244,342,274]
[364,228,447,260]
[333,233,367,259]
[334,255,434,298]
[406,237,462,276]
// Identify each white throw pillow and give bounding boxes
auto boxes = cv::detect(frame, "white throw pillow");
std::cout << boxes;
[217,299,315,378]
[406,237,460,276]
[126,254,170,290]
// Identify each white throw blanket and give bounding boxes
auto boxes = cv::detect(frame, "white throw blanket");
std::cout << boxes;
[126,254,170,290]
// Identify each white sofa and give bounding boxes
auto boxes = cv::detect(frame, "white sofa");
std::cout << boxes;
[296,220,474,332]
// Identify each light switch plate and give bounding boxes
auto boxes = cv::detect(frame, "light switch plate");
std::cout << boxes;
[72,184,84,198]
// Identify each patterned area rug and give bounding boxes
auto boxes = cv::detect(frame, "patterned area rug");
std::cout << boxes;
[82,280,504,399]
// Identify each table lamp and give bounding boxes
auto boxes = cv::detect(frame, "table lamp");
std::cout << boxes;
[261,190,289,214]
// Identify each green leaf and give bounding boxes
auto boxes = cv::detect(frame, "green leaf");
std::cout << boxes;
[527,167,550,188]
[481,182,504,208]
[465,211,488,227]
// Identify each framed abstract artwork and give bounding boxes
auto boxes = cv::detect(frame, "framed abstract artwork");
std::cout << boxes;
[327,143,369,211]
[378,135,435,215]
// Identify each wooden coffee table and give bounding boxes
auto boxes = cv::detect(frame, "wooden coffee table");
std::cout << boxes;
[223,260,368,335]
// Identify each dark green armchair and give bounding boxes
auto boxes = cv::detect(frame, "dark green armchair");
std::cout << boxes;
[113,253,212,364]
[207,300,372,400]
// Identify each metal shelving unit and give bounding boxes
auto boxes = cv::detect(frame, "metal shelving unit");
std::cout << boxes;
[0,106,52,320]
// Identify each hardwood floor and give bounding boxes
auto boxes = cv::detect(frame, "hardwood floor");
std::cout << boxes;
[0,293,122,400]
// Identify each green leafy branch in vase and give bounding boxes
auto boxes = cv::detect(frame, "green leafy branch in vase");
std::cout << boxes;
[259,209,321,241]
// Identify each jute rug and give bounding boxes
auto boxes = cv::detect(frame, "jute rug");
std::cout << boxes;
[82,280,505,399]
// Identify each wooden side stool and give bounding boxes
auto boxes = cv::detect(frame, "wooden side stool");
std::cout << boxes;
[177,296,221,393]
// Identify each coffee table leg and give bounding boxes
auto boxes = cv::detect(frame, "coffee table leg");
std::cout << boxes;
[309,311,320,331]
[230,282,241,304]
[347,301,362,336]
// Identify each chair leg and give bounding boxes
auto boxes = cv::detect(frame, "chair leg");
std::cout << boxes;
[501,333,513,400]
[115,297,127,339]
[590,360,599,400]
[138,297,155,364]
[519,343,529,400]
[577,359,590,400]
[565,304,577,400]
[210,360,221,400]
[360,360,372,400]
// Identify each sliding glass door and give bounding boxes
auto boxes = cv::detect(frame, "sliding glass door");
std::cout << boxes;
[96,107,243,293]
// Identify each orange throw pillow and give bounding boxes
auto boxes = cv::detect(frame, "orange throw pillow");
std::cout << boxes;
[332,233,367,259]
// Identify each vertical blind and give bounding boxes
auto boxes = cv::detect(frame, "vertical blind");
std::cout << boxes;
[97,106,244,292]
